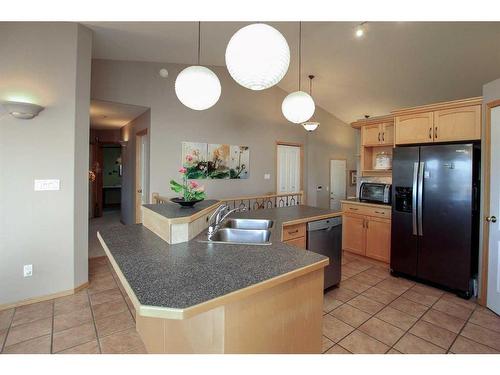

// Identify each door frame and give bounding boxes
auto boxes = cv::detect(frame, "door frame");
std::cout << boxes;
[329,158,348,209]
[135,129,148,224]
[275,141,304,195]
[478,99,500,305]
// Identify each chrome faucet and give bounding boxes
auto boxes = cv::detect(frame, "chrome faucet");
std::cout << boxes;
[207,204,245,240]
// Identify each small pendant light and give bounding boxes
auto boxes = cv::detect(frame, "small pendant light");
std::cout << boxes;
[175,22,221,110]
[302,75,320,132]
[281,22,315,124]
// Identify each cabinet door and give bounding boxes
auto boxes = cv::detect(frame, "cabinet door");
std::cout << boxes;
[433,105,481,142]
[284,236,306,249]
[341,213,366,256]
[362,124,382,146]
[380,123,394,145]
[365,218,391,263]
[395,112,434,145]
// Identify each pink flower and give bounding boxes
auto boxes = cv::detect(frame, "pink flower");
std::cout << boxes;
[179,167,187,174]
[185,154,193,162]
[189,181,199,189]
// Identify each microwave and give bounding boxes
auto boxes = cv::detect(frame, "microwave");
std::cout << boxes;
[359,183,392,204]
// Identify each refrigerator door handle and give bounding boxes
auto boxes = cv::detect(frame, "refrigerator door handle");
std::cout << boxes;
[417,161,425,236]
[412,162,418,236]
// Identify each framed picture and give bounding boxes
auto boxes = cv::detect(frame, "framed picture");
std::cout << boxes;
[181,142,250,180]
[349,170,357,186]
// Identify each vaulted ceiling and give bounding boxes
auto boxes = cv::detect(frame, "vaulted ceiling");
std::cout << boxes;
[84,22,500,123]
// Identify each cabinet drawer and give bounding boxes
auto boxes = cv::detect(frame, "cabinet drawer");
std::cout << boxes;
[342,203,391,219]
[283,236,306,249]
[282,223,306,241]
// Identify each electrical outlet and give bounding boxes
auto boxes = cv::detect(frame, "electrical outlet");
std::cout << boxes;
[264,173,271,180]
[23,264,33,277]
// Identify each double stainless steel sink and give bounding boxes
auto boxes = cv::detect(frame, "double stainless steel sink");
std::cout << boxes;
[199,218,274,245]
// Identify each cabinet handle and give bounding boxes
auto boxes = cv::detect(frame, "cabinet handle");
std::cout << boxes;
[435,126,438,139]
[288,229,299,234]
[382,132,385,142]
[378,132,381,142]
[349,207,359,211]
[429,127,432,139]
[374,210,385,214]
[366,220,369,229]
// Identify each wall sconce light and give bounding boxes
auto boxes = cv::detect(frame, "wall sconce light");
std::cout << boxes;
[119,140,128,147]
[1,101,44,119]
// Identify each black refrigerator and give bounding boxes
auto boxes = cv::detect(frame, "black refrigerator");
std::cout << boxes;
[391,143,480,298]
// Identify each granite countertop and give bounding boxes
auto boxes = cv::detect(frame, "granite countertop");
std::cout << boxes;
[98,205,340,316]
[142,199,220,219]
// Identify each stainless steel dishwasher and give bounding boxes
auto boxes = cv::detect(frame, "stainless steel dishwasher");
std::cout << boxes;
[306,217,342,289]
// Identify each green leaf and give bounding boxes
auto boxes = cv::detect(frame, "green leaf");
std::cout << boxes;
[170,179,184,194]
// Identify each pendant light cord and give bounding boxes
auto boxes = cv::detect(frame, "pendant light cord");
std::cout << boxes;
[197,21,201,65]
[298,21,302,91]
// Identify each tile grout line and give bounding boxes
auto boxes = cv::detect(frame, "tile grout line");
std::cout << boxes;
[86,289,103,354]
[50,300,55,353]
[0,307,16,353]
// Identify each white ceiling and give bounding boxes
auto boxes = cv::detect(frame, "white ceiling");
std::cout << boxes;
[84,22,500,123]
[90,99,148,129]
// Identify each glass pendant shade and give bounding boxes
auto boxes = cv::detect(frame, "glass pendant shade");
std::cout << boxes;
[175,66,221,110]
[281,91,315,124]
[302,121,319,132]
[225,23,290,90]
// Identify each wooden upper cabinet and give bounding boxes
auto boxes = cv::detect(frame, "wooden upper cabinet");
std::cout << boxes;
[362,122,394,146]
[395,112,434,145]
[381,123,394,145]
[365,218,391,263]
[434,105,481,142]
[362,124,383,146]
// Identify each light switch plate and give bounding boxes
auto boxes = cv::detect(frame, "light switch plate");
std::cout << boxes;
[264,173,271,180]
[34,179,60,191]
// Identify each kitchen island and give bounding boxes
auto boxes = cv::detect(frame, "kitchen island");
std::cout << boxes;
[98,203,340,354]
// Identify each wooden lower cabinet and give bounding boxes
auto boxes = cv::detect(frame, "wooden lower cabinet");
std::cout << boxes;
[342,207,391,263]
[341,213,366,256]
[365,217,391,263]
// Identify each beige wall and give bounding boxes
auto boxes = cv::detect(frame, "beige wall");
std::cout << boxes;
[0,23,92,305]
[91,59,358,213]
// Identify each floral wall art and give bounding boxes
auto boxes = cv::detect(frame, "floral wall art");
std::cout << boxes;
[181,142,249,180]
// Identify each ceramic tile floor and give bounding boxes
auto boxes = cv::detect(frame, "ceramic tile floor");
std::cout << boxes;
[0,257,146,354]
[1,253,499,354]
[322,252,500,354]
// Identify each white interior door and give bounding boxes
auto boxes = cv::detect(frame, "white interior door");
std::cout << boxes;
[487,106,500,314]
[330,159,347,210]
[277,145,301,193]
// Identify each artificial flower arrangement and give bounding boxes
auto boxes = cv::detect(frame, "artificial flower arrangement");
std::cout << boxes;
[169,167,206,207]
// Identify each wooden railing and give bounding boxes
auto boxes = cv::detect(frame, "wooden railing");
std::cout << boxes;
[151,191,305,210]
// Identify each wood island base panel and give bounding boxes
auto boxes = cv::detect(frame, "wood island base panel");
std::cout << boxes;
[136,269,324,354]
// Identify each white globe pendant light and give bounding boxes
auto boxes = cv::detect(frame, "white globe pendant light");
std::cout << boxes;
[175,66,221,110]
[225,23,290,90]
[282,22,315,124]
[175,22,221,110]
[282,91,315,123]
